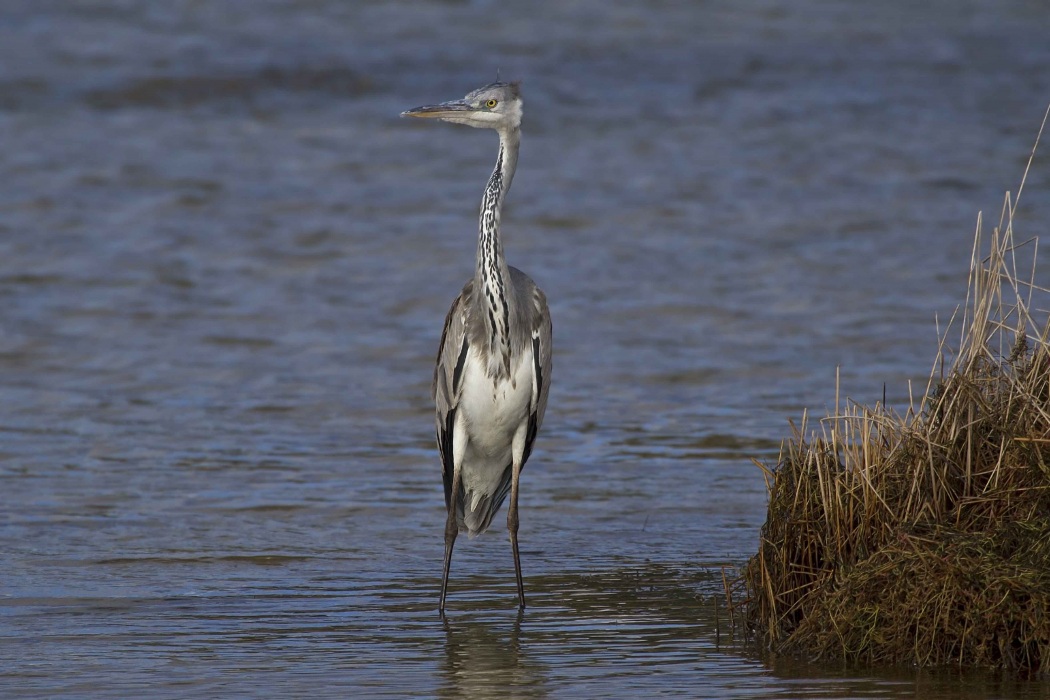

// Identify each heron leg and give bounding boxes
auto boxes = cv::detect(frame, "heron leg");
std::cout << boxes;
[440,470,461,614]
[508,460,525,609]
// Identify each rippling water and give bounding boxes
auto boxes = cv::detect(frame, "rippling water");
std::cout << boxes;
[3,1,1050,697]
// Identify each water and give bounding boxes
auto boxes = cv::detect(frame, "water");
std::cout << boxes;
[3,1,1050,697]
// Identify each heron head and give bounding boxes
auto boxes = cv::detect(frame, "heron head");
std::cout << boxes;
[402,81,522,132]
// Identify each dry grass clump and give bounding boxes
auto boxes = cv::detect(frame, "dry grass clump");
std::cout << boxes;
[739,122,1050,672]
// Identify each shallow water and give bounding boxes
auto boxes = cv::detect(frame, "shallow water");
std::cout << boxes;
[3,1,1050,697]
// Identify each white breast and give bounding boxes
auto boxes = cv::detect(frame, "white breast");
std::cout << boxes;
[456,343,536,500]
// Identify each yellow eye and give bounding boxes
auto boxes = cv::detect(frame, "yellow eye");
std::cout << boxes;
[485,99,498,108]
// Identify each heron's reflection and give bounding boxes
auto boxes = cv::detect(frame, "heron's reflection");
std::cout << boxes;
[439,610,548,699]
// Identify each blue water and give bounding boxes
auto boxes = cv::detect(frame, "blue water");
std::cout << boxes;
[3,1,1050,697]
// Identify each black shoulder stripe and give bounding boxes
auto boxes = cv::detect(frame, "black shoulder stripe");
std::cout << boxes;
[440,407,457,511]
[532,334,542,392]
[452,337,470,393]
[520,333,543,468]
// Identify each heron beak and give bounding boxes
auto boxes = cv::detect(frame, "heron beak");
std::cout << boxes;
[401,100,473,119]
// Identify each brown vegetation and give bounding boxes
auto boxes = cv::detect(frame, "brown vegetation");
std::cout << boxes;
[738,121,1050,672]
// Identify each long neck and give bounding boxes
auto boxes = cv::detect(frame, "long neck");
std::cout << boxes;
[474,127,520,374]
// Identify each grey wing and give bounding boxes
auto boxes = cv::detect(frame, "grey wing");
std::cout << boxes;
[434,280,473,512]
[521,282,552,467]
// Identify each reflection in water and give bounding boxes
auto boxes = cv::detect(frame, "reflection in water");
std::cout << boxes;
[440,612,548,700]
[425,563,729,697]
[3,0,1050,697]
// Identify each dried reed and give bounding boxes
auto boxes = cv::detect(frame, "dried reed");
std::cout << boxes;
[738,107,1050,672]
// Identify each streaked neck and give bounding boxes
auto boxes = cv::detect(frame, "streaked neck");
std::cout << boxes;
[474,128,520,374]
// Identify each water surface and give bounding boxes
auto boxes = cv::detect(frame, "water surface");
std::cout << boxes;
[3,1,1050,697]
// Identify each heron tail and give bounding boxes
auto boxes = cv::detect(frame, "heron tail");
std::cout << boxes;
[457,466,513,537]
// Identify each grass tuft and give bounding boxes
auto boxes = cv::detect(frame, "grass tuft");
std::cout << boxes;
[737,106,1050,672]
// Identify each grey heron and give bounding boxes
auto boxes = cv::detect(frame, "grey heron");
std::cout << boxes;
[402,81,552,612]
